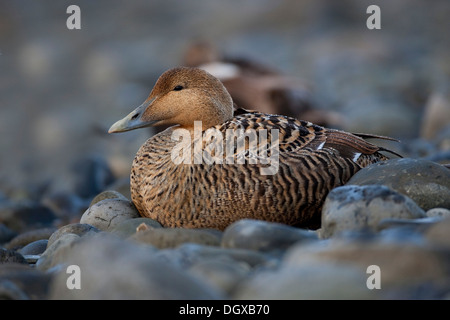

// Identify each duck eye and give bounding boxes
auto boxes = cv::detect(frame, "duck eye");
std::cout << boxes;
[173,85,183,91]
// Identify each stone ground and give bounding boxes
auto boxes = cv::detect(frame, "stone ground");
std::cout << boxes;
[0,1,449,300]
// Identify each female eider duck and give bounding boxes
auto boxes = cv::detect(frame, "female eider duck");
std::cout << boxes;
[109,67,400,230]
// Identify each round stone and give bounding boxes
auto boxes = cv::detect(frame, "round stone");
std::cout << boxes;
[18,239,48,256]
[80,198,140,231]
[47,223,99,248]
[222,219,317,253]
[346,158,450,211]
[320,185,426,238]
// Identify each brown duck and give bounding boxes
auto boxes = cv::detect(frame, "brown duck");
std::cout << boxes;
[109,67,399,230]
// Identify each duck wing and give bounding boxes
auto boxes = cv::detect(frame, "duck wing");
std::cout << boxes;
[223,109,400,163]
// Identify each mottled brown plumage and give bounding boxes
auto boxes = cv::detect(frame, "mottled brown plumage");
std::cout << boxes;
[109,67,399,230]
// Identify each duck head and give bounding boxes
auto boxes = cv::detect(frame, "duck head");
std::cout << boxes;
[108,67,234,133]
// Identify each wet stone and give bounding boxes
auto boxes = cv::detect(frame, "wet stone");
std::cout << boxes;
[346,158,450,211]
[222,219,317,253]
[320,185,426,238]
[80,198,140,231]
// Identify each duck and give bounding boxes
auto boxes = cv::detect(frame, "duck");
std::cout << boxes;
[109,66,400,230]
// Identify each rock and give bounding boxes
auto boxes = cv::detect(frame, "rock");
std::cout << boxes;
[0,223,17,244]
[426,207,450,218]
[0,201,58,233]
[47,223,99,248]
[41,191,88,222]
[105,177,132,200]
[188,259,251,294]
[320,185,426,238]
[4,227,56,250]
[89,190,129,206]
[346,158,450,211]
[0,279,30,300]
[0,263,52,300]
[284,240,449,295]
[36,233,80,271]
[130,228,221,249]
[110,217,162,238]
[48,234,223,299]
[80,198,140,231]
[376,217,441,233]
[18,239,48,256]
[0,249,27,264]
[71,154,116,199]
[221,219,317,253]
[233,262,377,300]
[424,217,450,249]
[155,243,272,270]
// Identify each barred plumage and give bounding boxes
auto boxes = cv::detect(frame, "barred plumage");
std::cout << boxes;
[109,67,399,230]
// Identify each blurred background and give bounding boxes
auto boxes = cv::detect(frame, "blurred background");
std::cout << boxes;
[0,0,449,204]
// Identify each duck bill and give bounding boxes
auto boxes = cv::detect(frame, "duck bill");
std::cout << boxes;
[108,99,157,133]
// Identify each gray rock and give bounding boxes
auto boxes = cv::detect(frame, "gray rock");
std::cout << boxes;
[0,201,57,233]
[188,259,251,294]
[110,217,162,238]
[0,279,30,300]
[130,227,221,249]
[47,223,99,248]
[284,240,449,293]
[346,158,450,211]
[426,207,450,218]
[48,234,223,299]
[377,217,442,233]
[222,219,317,253]
[425,217,450,249]
[155,243,272,270]
[320,185,426,238]
[18,239,48,256]
[71,154,115,199]
[80,198,140,231]
[0,263,52,300]
[4,227,56,250]
[89,190,129,206]
[41,191,88,221]
[0,223,17,244]
[36,233,80,271]
[233,262,377,300]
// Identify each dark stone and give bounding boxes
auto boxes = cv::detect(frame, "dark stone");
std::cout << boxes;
[0,249,27,264]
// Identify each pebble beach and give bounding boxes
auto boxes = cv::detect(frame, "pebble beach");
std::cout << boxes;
[1,1,449,300]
